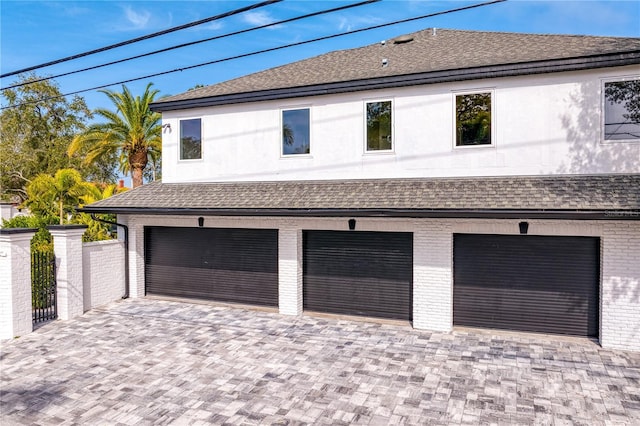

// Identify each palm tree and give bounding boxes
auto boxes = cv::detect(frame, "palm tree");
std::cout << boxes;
[25,169,95,225]
[68,83,161,188]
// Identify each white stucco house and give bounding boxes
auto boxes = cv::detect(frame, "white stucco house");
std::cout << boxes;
[84,28,640,351]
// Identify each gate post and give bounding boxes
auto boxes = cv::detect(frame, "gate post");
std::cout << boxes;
[48,225,87,321]
[0,228,36,339]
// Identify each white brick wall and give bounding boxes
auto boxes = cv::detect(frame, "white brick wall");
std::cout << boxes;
[118,215,640,351]
[413,222,453,331]
[82,240,125,311]
[50,227,86,321]
[0,231,34,339]
[278,227,302,316]
[601,222,640,351]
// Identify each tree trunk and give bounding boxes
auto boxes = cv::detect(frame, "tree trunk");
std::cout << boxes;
[59,199,64,225]
[130,148,148,188]
[131,167,144,188]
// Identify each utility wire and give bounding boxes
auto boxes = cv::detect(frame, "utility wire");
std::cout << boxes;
[0,0,281,79]
[2,0,380,90]
[1,0,506,111]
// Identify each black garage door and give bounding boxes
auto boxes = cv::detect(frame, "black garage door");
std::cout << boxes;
[453,234,600,337]
[303,231,413,320]
[145,227,278,307]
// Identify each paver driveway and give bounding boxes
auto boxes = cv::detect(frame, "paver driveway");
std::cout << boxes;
[1,298,639,425]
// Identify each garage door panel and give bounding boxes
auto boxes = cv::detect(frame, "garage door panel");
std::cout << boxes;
[454,286,596,335]
[145,227,278,307]
[303,231,412,320]
[454,234,599,337]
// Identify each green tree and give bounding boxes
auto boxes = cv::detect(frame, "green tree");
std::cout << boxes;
[1,214,57,252]
[0,74,116,201]
[25,168,95,225]
[74,182,129,241]
[68,83,161,188]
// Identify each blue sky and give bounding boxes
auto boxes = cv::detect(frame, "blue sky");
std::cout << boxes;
[1,0,639,113]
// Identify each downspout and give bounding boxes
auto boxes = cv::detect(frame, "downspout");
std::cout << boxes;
[90,214,129,299]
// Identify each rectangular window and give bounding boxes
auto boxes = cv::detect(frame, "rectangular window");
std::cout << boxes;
[180,118,201,160]
[366,100,392,151]
[604,79,640,142]
[282,108,310,155]
[455,92,492,146]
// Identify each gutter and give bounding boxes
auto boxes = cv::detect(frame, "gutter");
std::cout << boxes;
[80,207,640,221]
[90,214,129,299]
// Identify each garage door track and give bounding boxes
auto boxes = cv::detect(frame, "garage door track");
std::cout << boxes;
[1,299,639,425]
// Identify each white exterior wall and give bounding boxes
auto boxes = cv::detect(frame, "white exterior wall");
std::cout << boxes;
[161,66,639,183]
[278,226,302,316]
[412,223,452,331]
[82,240,125,311]
[50,227,85,321]
[120,214,640,351]
[601,222,640,351]
[0,231,35,339]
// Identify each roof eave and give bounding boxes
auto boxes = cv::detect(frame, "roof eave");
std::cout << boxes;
[78,207,640,221]
[150,51,640,112]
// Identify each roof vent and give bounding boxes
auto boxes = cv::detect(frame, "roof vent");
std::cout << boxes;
[382,58,388,67]
[380,40,386,45]
[432,28,437,36]
[393,35,414,44]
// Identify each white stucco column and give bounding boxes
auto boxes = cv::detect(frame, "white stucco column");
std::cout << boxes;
[0,228,36,339]
[48,225,87,320]
[0,202,17,224]
[278,228,303,316]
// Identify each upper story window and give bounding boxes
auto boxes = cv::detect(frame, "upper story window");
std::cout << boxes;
[603,78,640,142]
[366,100,392,151]
[282,108,310,155]
[180,118,202,160]
[455,92,492,146]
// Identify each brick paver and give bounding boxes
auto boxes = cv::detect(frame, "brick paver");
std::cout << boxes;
[1,298,639,425]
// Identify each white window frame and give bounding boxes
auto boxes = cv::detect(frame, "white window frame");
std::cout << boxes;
[364,98,395,154]
[178,117,203,161]
[452,89,495,149]
[280,106,312,158]
[601,75,640,144]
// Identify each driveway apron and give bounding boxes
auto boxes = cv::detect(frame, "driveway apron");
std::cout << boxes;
[1,298,639,425]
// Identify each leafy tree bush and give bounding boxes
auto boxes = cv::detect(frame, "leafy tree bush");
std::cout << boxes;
[0,74,118,202]
[1,215,56,252]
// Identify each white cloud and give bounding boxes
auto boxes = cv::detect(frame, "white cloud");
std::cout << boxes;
[200,21,224,31]
[123,5,151,29]
[338,17,352,32]
[337,14,382,32]
[242,11,281,29]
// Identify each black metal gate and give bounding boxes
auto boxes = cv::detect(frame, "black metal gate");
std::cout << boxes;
[32,250,57,324]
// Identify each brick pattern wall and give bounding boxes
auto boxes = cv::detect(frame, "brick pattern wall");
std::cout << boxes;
[413,222,453,331]
[50,228,85,321]
[278,227,303,316]
[601,222,640,351]
[82,240,125,311]
[0,232,34,339]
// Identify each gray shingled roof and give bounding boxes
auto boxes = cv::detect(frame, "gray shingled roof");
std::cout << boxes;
[156,28,640,106]
[83,175,640,218]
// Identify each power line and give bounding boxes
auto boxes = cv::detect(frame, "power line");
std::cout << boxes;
[1,0,507,111]
[2,0,380,91]
[0,0,281,79]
